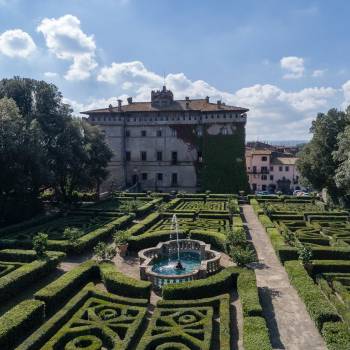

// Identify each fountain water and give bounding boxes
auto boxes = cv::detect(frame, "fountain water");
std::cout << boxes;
[171,214,184,270]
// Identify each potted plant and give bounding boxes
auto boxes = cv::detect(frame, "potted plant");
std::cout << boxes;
[93,242,117,262]
[113,230,129,257]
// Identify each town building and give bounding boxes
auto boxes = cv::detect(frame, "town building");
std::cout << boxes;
[82,86,249,193]
[245,145,305,193]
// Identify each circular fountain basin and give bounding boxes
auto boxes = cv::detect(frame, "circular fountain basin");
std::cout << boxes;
[138,239,221,289]
[152,251,201,275]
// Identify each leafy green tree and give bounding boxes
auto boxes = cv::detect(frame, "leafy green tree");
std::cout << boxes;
[332,122,350,204]
[297,108,349,202]
[0,77,112,219]
[0,97,46,225]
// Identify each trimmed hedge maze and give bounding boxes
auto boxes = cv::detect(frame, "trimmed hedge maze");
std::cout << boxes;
[0,193,274,349]
[0,262,271,350]
[0,194,161,254]
[251,195,350,349]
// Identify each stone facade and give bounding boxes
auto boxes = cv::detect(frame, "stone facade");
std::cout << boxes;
[82,87,248,192]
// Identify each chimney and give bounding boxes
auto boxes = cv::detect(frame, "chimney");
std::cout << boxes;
[117,99,122,111]
[127,97,133,104]
[205,96,209,103]
[185,96,190,101]
[108,104,113,110]
[217,100,222,107]
[186,102,190,109]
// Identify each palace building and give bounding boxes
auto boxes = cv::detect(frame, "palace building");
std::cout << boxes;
[82,86,249,193]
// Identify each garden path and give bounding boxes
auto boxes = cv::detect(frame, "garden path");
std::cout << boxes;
[242,204,327,350]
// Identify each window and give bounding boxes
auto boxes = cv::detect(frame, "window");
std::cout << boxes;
[261,166,268,173]
[141,151,147,161]
[262,185,267,191]
[171,173,178,186]
[156,130,162,137]
[142,173,148,180]
[171,129,177,137]
[171,151,178,164]
[157,173,163,181]
[279,166,283,171]
[197,151,203,163]
[270,175,274,180]
[261,156,267,161]
[125,129,130,137]
[221,127,228,135]
[270,166,274,171]
[261,174,267,180]
[252,166,257,173]
[252,183,257,191]
[285,166,289,171]
[196,127,203,136]
[141,130,147,137]
[125,151,131,161]
[157,151,163,161]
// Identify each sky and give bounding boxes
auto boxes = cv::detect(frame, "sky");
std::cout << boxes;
[0,0,349,141]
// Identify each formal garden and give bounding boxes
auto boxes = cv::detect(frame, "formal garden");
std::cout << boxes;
[0,192,273,350]
[251,195,350,349]
[1,191,349,349]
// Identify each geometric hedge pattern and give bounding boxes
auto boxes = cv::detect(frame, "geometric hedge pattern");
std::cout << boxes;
[42,296,147,349]
[138,307,213,350]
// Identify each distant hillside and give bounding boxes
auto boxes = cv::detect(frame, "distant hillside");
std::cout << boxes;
[247,140,307,147]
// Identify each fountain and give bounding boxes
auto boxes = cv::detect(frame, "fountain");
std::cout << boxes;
[138,214,222,289]
[171,214,184,270]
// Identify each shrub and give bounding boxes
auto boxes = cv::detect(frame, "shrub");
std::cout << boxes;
[297,245,313,265]
[93,242,116,262]
[162,266,239,300]
[62,227,82,247]
[32,232,48,259]
[0,299,45,349]
[243,317,272,350]
[34,260,98,315]
[113,230,128,247]
[258,214,275,229]
[237,269,262,317]
[0,254,63,302]
[99,262,151,300]
[227,227,246,247]
[230,246,256,267]
[322,321,350,350]
[284,260,340,330]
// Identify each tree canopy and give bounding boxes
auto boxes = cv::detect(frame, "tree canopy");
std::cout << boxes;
[0,77,112,226]
[297,107,350,205]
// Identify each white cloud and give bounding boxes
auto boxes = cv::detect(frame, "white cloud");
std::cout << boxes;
[37,14,97,80]
[44,71,58,78]
[312,69,326,78]
[280,56,305,79]
[341,80,350,109]
[77,60,339,140]
[0,29,36,58]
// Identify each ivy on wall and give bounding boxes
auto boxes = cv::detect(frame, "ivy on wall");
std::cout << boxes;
[171,123,249,194]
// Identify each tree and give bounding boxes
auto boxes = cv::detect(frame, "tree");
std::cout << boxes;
[297,108,349,202]
[0,97,47,225]
[32,232,48,259]
[0,77,112,217]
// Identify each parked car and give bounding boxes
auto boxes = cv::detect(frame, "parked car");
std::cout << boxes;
[255,191,269,196]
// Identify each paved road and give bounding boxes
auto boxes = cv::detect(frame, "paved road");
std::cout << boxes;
[242,204,327,350]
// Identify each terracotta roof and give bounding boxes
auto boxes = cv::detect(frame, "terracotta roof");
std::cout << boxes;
[245,149,272,156]
[271,157,298,165]
[81,99,248,115]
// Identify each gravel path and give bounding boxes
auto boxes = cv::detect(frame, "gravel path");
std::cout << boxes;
[242,204,327,350]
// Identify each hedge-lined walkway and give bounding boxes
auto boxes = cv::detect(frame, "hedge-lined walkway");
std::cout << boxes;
[242,205,327,350]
